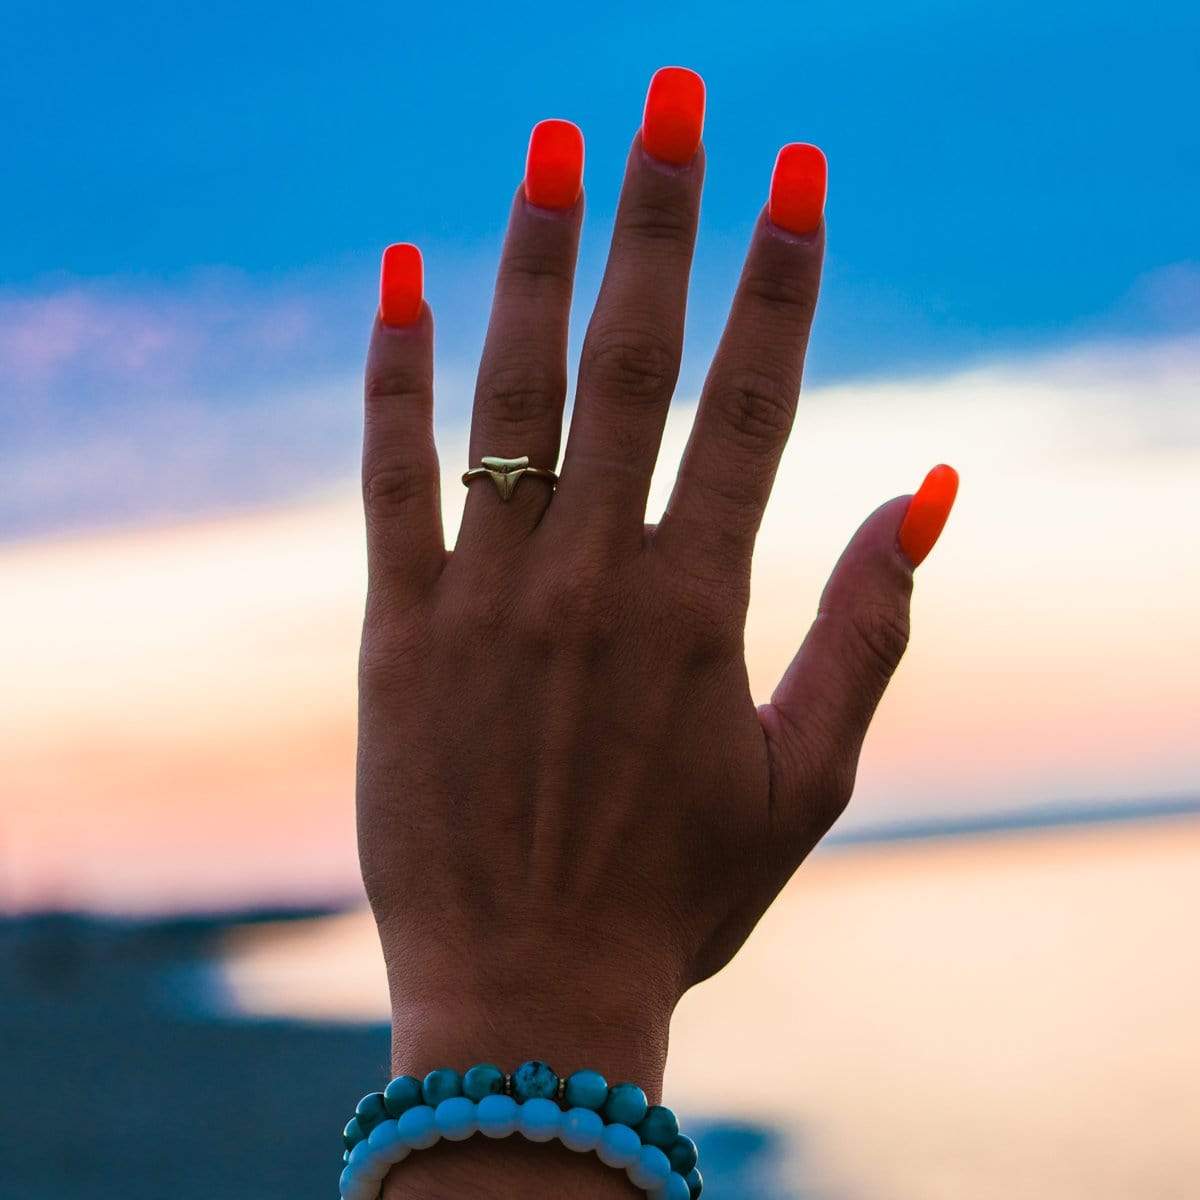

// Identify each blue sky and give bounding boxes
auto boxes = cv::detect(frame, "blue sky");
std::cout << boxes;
[2,0,1198,535]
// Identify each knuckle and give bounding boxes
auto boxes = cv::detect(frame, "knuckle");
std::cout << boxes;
[455,585,512,637]
[516,557,619,652]
[545,563,609,630]
[622,193,696,246]
[674,465,764,541]
[362,461,434,519]
[742,269,818,318]
[499,249,575,302]
[666,570,746,655]
[582,327,679,404]
[364,367,429,409]
[479,357,565,434]
[784,723,858,833]
[718,367,798,449]
[842,600,911,684]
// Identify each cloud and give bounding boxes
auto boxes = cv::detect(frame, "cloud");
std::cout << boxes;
[4,322,1199,910]
[0,278,320,395]
[3,269,1199,541]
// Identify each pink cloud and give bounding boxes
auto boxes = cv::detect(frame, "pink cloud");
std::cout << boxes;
[0,282,318,391]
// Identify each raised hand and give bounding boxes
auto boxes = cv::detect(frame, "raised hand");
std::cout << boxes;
[357,66,956,1198]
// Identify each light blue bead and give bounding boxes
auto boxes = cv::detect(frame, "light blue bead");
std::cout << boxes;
[564,1068,609,1111]
[366,1118,398,1146]
[518,1096,562,1142]
[343,1173,377,1200]
[629,1144,672,1189]
[346,1140,374,1171]
[435,1096,478,1141]
[396,1103,440,1150]
[560,1106,604,1152]
[597,1122,642,1168]
[603,1082,649,1127]
[340,1165,375,1200]
[367,1118,409,1164]
[477,1093,519,1138]
[650,1172,692,1200]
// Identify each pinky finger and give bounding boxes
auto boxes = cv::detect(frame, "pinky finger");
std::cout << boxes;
[362,244,445,600]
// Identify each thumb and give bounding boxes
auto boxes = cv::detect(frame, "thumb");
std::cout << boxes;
[760,465,959,836]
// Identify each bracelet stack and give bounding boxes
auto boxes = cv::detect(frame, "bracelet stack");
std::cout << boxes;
[340,1060,704,1200]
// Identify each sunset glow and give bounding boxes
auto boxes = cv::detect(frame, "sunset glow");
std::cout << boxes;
[6,336,1197,911]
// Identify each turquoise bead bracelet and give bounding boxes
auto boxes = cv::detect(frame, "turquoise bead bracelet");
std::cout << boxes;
[340,1061,704,1200]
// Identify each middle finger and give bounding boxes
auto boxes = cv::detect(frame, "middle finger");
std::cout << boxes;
[549,67,707,547]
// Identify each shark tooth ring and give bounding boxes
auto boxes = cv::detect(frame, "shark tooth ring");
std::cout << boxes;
[462,455,559,502]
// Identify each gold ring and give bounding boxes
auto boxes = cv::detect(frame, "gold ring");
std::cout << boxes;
[462,455,558,502]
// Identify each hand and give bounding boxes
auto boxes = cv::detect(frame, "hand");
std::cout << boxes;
[357,70,956,1196]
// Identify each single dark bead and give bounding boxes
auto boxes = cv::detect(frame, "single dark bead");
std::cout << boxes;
[342,1149,351,1164]
[354,1091,388,1135]
[463,1063,507,1101]
[667,1133,699,1175]
[603,1082,649,1128]
[422,1067,463,1107]
[636,1104,680,1149]
[686,1166,704,1198]
[564,1069,609,1111]
[342,1116,365,1151]
[513,1060,559,1102]
[383,1074,424,1117]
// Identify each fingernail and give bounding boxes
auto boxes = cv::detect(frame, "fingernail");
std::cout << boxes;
[524,119,584,211]
[379,243,423,327]
[642,66,706,165]
[768,143,828,236]
[898,464,960,567]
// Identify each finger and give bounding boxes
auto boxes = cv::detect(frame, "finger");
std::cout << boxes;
[761,468,959,840]
[657,143,827,582]
[459,120,585,547]
[362,243,444,600]
[552,67,706,542]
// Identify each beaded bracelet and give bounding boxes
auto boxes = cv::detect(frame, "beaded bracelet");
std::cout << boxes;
[340,1060,704,1200]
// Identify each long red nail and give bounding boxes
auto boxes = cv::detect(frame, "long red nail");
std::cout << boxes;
[642,66,706,165]
[768,143,828,236]
[898,464,959,567]
[379,243,423,327]
[525,119,584,210]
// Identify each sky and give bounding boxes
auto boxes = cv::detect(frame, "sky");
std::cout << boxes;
[2,0,1198,909]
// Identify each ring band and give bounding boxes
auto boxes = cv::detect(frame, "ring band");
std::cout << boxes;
[462,455,558,502]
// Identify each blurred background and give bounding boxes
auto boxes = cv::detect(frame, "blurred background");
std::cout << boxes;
[2,1,1198,1197]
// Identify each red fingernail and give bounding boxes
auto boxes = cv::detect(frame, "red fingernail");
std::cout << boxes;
[768,143,828,236]
[642,66,706,165]
[898,464,959,567]
[379,243,423,327]
[525,119,584,211]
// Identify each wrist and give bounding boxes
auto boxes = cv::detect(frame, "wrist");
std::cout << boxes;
[376,993,681,1200]
[378,918,685,1097]
[388,987,675,1102]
